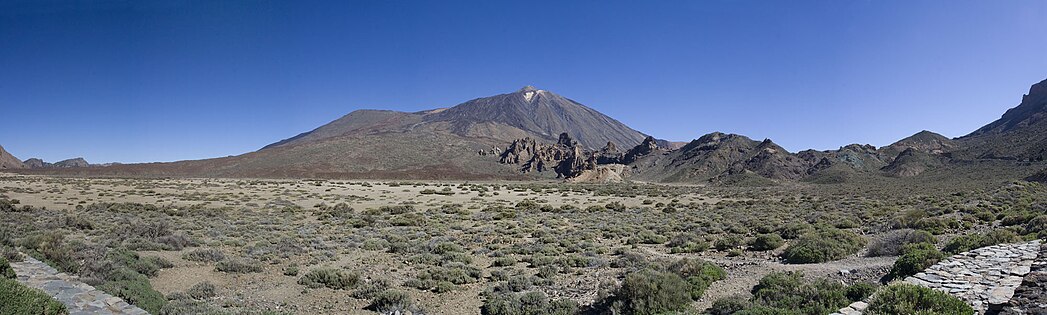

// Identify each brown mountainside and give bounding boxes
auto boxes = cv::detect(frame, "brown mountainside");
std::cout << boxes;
[0,145,25,169]
[264,86,651,151]
[24,86,656,179]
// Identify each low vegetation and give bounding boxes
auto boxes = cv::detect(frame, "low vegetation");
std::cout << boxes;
[887,243,945,280]
[781,226,866,263]
[866,283,974,315]
[0,175,1043,313]
[709,271,875,315]
[943,229,1023,254]
[298,268,360,290]
[0,277,68,315]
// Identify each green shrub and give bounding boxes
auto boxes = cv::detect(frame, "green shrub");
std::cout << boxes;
[214,258,263,273]
[610,269,691,315]
[491,257,517,267]
[943,229,1022,254]
[866,229,936,257]
[108,249,170,278]
[888,243,945,280]
[481,291,578,315]
[778,222,813,239]
[407,264,482,292]
[186,282,216,300]
[781,227,866,264]
[1,257,14,279]
[98,270,166,314]
[749,234,784,251]
[18,232,78,274]
[182,248,225,263]
[632,230,668,244]
[369,290,417,314]
[352,278,390,299]
[717,271,870,315]
[708,295,750,315]
[158,298,222,315]
[866,283,974,315]
[714,235,744,251]
[845,282,877,301]
[1025,215,1047,237]
[298,268,360,290]
[750,271,850,314]
[0,277,67,315]
[668,234,710,253]
[668,258,726,299]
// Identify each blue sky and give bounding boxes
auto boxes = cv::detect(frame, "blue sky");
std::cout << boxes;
[2,1,1046,163]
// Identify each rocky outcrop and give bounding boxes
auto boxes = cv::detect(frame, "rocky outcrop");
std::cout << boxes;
[621,136,659,164]
[499,134,575,173]
[553,146,597,178]
[595,141,623,164]
[497,133,665,179]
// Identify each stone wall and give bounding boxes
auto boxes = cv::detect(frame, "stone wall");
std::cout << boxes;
[833,240,1043,315]
[11,255,148,315]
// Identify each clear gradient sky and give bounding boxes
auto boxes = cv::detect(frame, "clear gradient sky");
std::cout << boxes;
[2,1,1046,163]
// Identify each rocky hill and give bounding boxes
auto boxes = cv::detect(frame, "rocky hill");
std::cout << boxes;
[626,132,809,182]
[879,130,957,161]
[22,157,92,169]
[0,145,25,169]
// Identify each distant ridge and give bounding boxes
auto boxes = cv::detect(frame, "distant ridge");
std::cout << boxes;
[16,78,1047,182]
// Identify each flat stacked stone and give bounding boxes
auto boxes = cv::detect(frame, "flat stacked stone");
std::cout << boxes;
[832,240,1042,315]
[999,241,1047,315]
[903,240,1040,314]
[10,255,149,315]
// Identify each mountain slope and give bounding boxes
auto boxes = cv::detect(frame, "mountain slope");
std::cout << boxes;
[27,86,652,179]
[424,86,647,149]
[0,145,25,169]
[264,86,650,151]
[261,110,421,150]
[955,78,1047,161]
